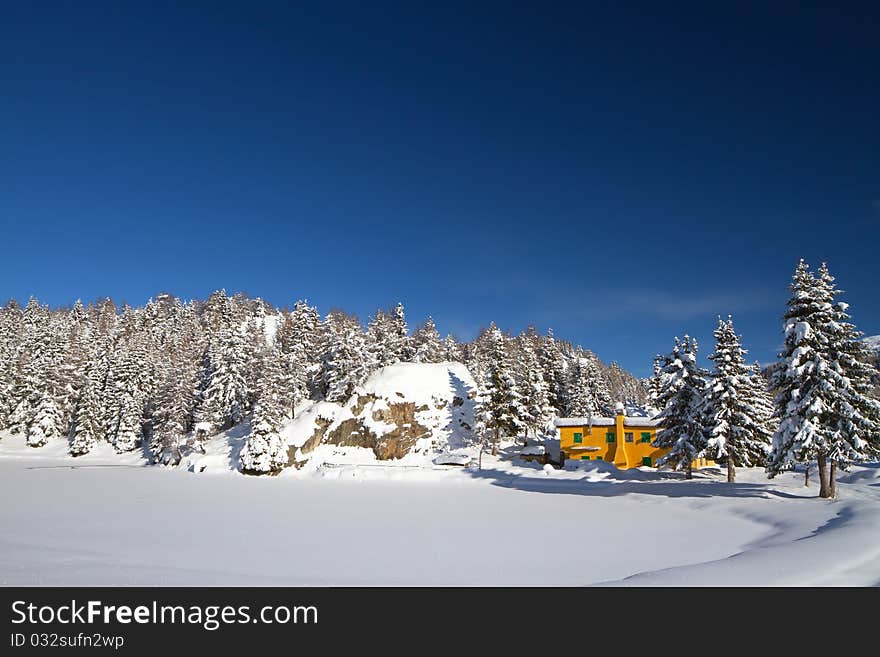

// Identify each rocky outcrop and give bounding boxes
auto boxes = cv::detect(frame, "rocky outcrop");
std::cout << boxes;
[321,401,431,460]
[288,415,333,467]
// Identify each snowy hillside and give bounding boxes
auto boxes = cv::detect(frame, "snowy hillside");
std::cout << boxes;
[178,362,481,474]
[863,335,880,352]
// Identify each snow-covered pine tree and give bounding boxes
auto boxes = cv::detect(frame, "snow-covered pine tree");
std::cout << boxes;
[240,342,288,474]
[442,334,461,362]
[516,333,553,443]
[278,300,321,408]
[68,360,104,456]
[816,264,880,496]
[105,338,145,452]
[764,261,880,497]
[389,302,414,362]
[702,317,772,482]
[0,300,24,431]
[412,316,444,363]
[566,356,596,417]
[565,351,610,417]
[652,335,708,479]
[473,324,525,454]
[320,311,368,403]
[199,317,250,432]
[537,330,567,416]
[645,356,664,415]
[14,300,67,447]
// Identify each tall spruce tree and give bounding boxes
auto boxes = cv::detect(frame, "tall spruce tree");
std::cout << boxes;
[652,335,707,479]
[766,261,880,497]
[702,317,772,482]
[320,311,368,403]
[473,325,524,454]
[240,342,288,474]
[412,317,444,363]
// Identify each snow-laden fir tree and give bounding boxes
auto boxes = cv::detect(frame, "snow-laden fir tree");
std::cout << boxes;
[442,334,461,362]
[412,317,444,363]
[68,360,104,456]
[473,324,525,454]
[276,300,321,411]
[12,300,67,446]
[148,305,203,464]
[645,356,664,415]
[0,300,24,430]
[366,302,413,370]
[816,264,880,495]
[652,335,707,478]
[537,329,567,416]
[389,302,414,362]
[566,351,610,417]
[702,317,772,482]
[240,343,288,474]
[767,261,880,497]
[105,342,146,452]
[198,320,250,431]
[515,333,554,443]
[320,311,368,403]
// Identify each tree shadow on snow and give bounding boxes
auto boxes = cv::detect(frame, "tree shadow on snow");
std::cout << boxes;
[461,465,807,500]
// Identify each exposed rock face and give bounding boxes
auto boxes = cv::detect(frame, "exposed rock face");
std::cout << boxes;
[288,416,333,467]
[326,418,377,449]
[321,401,430,460]
[371,402,430,460]
[283,363,479,465]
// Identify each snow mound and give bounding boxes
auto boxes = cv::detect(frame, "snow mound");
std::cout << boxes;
[360,361,477,407]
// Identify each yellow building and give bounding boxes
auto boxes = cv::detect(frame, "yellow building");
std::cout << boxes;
[554,406,712,470]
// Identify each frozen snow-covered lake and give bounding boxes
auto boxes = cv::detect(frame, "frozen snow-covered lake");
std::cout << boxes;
[2,435,879,586]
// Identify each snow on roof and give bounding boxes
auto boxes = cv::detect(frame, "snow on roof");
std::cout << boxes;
[520,445,546,456]
[554,416,661,428]
[621,417,661,427]
[554,417,615,427]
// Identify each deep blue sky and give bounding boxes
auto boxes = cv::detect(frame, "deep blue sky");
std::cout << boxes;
[2,2,878,376]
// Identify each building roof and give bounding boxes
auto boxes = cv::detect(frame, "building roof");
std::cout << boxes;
[554,417,615,427]
[554,416,661,428]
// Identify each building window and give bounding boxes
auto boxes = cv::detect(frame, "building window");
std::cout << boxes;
[595,456,603,461]
[573,432,583,444]
[625,432,633,443]
[580,456,590,460]
[605,432,615,443]
[642,457,652,467]
[640,432,651,443]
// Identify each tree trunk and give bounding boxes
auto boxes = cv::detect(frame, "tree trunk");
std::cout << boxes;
[685,459,693,480]
[804,463,810,487]
[817,452,831,499]
[727,436,735,483]
[491,428,498,456]
[829,461,836,498]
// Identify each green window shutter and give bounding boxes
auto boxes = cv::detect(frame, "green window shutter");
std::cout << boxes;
[641,432,651,443]
[573,432,583,443]
[642,457,652,467]
[580,455,590,460]
[595,455,602,461]
[625,432,633,442]
[605,432,615,443]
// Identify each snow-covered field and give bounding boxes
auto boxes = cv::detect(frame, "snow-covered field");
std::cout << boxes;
[2,434,879,586]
